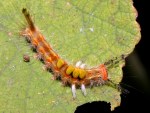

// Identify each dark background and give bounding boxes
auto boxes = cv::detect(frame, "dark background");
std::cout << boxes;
[75,0,150,113]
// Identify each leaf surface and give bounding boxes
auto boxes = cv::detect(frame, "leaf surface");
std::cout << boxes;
[0,0,140,112]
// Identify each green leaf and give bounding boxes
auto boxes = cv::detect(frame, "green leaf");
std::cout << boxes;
[0,0,140,112]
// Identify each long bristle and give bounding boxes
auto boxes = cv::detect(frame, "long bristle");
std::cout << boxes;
[104,54,126,68]
[22,8,35,31]
[106,79,129,94]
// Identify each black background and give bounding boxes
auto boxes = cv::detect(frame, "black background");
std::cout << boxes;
[75,0,150,113]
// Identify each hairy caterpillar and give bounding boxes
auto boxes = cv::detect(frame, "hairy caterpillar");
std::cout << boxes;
[21,8,126,98]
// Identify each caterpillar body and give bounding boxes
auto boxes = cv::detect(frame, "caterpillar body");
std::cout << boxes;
[21,8,125,98]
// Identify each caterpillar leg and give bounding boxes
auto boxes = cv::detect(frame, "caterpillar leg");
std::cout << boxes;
[81,84,86,96]
[71,84,76,99]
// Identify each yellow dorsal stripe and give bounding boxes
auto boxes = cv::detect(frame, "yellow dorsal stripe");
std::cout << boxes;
[72,68,80,78]
[79,69,86,79]
[66,65,75,75]
[57,59,65,69]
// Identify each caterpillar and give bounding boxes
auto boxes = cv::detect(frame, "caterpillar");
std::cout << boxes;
[21,8,126,98]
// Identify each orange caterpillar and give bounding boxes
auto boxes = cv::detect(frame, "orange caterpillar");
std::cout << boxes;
[21,8,125,98]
